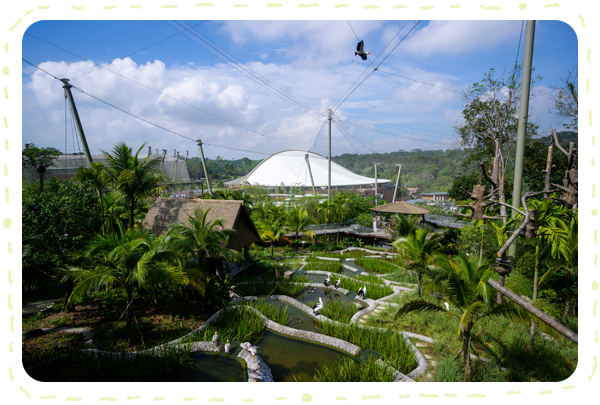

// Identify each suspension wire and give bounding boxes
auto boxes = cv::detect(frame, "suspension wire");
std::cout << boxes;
[342,119,451,146]
[514,21,525,68]
[68,21,209,81]
[69,104,85,167]
[347,20,376,71]
[336,120,376,153]
[376,69,462,94]
[173,21,321,117]
[333,120,361,155]
[310,120,328,149]
[374,21,421,70]
[24,37,268,137]
[341,113,453,137]
[64,97,68,157]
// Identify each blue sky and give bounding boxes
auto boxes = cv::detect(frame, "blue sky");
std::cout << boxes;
[21,20,578,161]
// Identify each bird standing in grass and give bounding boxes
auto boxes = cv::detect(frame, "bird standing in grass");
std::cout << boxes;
[352,40,373,62]
[212,331,219,347]
[334,278,340,289]
[357,283,367,299]
[312,297,324,315]
[444,302,450,311]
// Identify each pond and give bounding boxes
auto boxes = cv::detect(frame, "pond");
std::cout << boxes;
[182,347,247,382]
[293,287,360,307]
[269,299,321,333]
[255,329,351,382]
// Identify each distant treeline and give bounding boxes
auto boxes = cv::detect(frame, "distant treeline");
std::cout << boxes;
[184,131,577,192]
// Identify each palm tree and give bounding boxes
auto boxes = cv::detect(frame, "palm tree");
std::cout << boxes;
[285,206,315,249]
[392,228,444,296]
[395,254,537,381]
[64,224,202,333]
[257,219,288,257]
[102,142,165,229]
[332,194,350,243]
[389,214,420,239]
[169,207,245,277]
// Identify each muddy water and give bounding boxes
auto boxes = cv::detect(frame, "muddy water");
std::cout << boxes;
[256,329,351,382]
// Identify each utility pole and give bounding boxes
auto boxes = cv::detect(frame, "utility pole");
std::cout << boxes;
[392,164,402,203]
[197,140,213,196]
[61,79,93,167]
[373,163,379,204]
[508,20,536,266]
[328,109,332,203]
[305,153,317,196]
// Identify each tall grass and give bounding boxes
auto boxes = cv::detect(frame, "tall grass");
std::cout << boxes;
[194,307,265,343]
[338,277,393,300]
[318,321,416,374]
[383,270,417,285]
[311,356,396,382]
[25,345,193,382]
[354,273,386,285]
[240,298,288,326]
[314,300,360,323]
[355,258,401,274]
[303,261,343,273]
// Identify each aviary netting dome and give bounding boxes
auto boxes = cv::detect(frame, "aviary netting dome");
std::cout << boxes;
[227,150,390,188]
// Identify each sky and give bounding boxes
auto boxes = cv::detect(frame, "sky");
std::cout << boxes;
[21,20,578,161]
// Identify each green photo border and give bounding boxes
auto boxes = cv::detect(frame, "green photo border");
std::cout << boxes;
[2,2,600,403]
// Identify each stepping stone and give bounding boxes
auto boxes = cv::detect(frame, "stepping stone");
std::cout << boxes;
[430,361,438,367]
[426,373,433,379]
[415,342,428,347]
[423,354,432,360]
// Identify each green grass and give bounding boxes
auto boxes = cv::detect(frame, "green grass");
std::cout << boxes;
[338,277,393,300]
[192,306,265,344]
[315,300,361,323]
[318,321,416,374]
[383,270,418,285]
[238,298,288,326]
[354,272,386,285]
[302,260,343,273]
[25,345,193,382]
[355,257,402,274]
[366,291,578,382]
[310,356,396,382]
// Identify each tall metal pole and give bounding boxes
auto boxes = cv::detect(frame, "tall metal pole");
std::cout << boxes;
[61,79,93,167]
[508,20,536,264]
[374,163,379,203]
[305,153,317,196]
[197,140,213,196]
[392,164,402,203]
[328,109,332,203]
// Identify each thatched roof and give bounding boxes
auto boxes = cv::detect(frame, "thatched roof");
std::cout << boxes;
[369,201,430,215]
[142,199,261,250]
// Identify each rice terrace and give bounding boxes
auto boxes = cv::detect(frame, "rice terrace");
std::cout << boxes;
[21,19,578,383]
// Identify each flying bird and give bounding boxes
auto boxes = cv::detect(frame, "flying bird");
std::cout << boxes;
[352,40,373,62]
[312,297,324,315]
[357,283,367,299]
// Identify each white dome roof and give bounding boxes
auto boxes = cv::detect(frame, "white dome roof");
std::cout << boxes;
[230,150,390,187]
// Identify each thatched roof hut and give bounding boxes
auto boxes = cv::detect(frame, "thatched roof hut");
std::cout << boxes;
[142,199,261,251]
[370,201,430,220]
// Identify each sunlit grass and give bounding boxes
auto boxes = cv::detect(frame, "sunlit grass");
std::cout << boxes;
[355,257,401,274]
[310,356,396,382]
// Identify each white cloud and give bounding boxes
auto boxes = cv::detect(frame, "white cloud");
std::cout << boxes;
[402,20,523,56]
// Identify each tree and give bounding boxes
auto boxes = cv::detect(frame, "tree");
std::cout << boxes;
[257,218,287,257]
[22,179,103,311]
[285,206,314,249]
[65,225,202,332]
[388,214,420,239]
[22,143,61,193]
[549,65,578,131]
[102,142,165,229]
[448,172,480,201]
[455,65,540,221]
[395,254,536,381]
[169,207,245,277]
[392,228,444,296]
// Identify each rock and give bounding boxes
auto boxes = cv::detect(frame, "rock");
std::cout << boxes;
[415,342,428,347]
[25,329,46,339]
[283,271,293,279]
[423,354,432,360]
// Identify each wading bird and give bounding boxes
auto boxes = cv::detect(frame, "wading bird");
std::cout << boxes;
[324,273,331,287]
[212,331,219,346]
[312,297,324,315]
[224,340,230,353]
[334,278,340,289]
[357,283,367,299]
[352,40,373,62]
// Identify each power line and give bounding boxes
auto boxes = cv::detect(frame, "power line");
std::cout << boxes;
[173,20,322,117]
[25,33,268,137]
[375,21,421,70]
[376,69,462,94]
[333,121,364,154]
[341,119,452,146]
[341,113,454,137]
[68,21,209,81]
[335,121,376,153]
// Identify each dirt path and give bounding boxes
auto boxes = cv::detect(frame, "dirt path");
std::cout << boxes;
[22,299,61,317]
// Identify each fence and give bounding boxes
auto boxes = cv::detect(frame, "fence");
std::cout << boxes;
[423,214,467,229]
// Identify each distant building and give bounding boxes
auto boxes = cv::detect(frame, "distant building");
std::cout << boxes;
[421,192,450,202]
